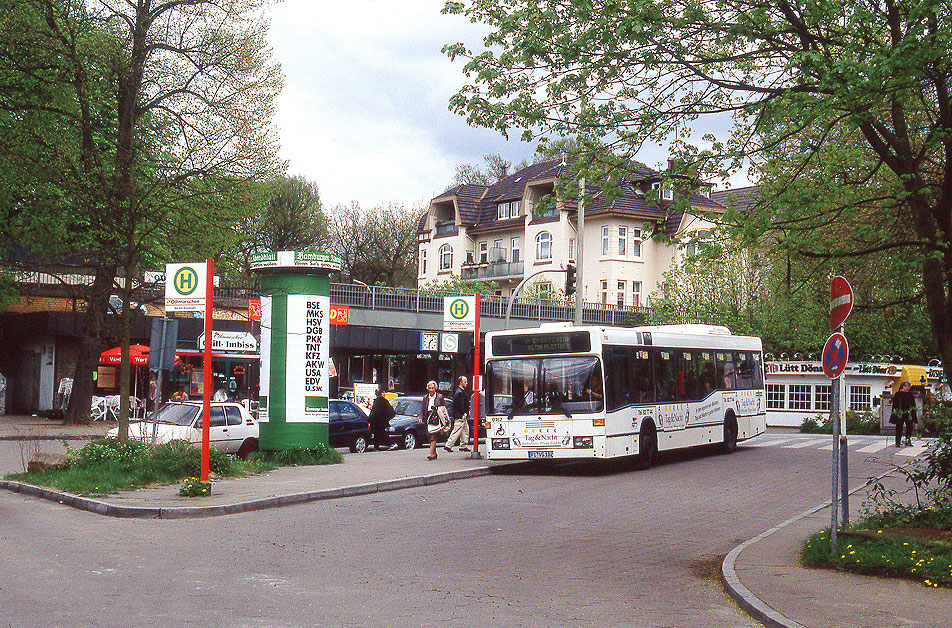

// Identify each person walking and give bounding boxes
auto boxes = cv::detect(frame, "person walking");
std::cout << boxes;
[419,380,447,460]
[444,376,471,453]
[890,380,917,447]
[368,389,397,450]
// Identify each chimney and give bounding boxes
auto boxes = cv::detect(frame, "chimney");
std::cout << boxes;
[500,164,508,179]
[667,158,675,171]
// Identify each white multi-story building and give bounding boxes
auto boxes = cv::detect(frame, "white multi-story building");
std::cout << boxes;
[417,158,725,305]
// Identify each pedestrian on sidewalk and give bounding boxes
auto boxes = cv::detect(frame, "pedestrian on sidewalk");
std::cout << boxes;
[444,375,471,453]
[420,380,447,460]
[890,380,917,446]
[368,389,396,450]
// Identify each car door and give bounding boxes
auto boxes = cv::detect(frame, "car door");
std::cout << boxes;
[329,400,366,447]
[196,405,238,452]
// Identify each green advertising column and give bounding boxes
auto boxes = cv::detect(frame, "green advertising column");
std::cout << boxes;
[251,251,341,450]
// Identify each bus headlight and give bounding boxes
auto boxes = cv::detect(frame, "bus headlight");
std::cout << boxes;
[573,436,594,448]
[491,438,511,450]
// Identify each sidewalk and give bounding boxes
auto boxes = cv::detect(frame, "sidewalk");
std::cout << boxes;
[2,414,950,627]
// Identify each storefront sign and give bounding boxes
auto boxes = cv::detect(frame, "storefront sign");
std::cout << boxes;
[197,331,258,353]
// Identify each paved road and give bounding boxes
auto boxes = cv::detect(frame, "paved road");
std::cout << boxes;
[0,435,910,627]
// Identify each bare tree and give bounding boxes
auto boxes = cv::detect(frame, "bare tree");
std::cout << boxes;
[328,203,419,288]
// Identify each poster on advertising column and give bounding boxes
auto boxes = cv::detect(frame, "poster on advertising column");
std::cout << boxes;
[285,294,330,423]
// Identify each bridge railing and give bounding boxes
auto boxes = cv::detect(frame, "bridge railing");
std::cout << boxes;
[330,283,651,326]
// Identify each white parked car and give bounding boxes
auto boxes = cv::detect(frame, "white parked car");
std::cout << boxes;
[107,401,259,458]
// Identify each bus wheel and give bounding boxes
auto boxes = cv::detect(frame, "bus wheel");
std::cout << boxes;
[636,426,657,470]
[722,415,738,454]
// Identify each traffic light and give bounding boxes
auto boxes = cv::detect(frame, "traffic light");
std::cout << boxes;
[564,264,576,296]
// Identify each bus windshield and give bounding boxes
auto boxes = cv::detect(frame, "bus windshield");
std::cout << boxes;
[487,356,604,416]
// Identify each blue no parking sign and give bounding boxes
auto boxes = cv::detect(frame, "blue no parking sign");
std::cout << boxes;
[822,332,849,379]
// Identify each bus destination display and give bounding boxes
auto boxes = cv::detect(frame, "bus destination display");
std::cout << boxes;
[491,331,591,356]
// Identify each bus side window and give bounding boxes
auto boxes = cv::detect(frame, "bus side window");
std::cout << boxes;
[717,352,735,390]
[680,350,700,401]
[655,350,677,402]
[751,353,764,388]
[735,352,754,389]
[699,351,717,397]
[631,349,653,403]
[607,349,632,411]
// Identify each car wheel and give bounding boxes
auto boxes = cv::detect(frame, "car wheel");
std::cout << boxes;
[402,431,417,450]
[635,425,657,470]
[351,434,369,453]
[237,438,258,460]
[722,415,738,454]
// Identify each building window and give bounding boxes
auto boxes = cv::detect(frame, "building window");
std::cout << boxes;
[815,385,831,411]
[420,249,426,275]
[618,226,627,256]
[616,280,625,306]
[789,385,811,410]
[511,238,520,263]
[439,244,453,270]
[497,200,520,220]
[632,281,642,307]
[602,226,609,256]
[601,280,608,305]
[632,229,642,258]
[849,385,872,410]
[568,238,575,261]
[479,242,488,263]
[767,384,785,409]
[535,231,552,260]
[686,229,713,257]
[492,239,505,262]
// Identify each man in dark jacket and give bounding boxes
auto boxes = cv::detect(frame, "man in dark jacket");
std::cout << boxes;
[444,375,471,453]
[368,389,397,450]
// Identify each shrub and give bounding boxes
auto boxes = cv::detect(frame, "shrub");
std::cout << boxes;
[250,444,342,466]
[922,399,952,437]
[66,438,149,469]
[799,411,880,435]
[861,425,952,528]
[179,477,213,497]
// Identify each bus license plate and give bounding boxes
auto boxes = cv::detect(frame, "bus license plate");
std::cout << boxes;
[528,450,553,458]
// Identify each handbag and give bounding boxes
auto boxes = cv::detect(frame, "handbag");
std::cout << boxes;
[436,405,451,430]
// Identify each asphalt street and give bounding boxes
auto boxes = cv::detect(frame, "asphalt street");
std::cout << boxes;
[0,435,906,628]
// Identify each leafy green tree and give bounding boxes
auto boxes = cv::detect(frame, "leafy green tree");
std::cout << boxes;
[443,0,952,378]
[230,175,327,278]
[0,0,283,431]
[420,275,497,295]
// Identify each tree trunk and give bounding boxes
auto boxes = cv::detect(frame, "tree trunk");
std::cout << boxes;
[64,264,117,424]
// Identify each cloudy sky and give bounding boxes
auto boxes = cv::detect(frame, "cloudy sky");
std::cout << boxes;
[265,0,734,211]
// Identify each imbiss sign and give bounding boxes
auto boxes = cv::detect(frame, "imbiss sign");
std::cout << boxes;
[198,331,258,353]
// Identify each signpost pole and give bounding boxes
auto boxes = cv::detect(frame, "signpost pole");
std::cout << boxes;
[201,258,214,483]
[831,372,840,554]
[471,294,481,458]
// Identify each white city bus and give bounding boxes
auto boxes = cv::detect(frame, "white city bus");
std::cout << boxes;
[483,323,766,466]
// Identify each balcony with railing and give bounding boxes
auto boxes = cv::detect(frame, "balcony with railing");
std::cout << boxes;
[434,220,458,236]
[460,260,525,281]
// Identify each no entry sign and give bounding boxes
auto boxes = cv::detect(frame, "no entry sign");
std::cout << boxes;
[830,276,853,330]
[822,332,849,379]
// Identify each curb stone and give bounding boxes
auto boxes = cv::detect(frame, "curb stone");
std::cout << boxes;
[0,462,528,519]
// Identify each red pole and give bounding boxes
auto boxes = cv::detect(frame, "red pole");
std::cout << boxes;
[472,293,481,455]
[201,258,214,482]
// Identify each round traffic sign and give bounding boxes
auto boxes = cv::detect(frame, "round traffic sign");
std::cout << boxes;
[830,276,853,330]
[822,332,849,379]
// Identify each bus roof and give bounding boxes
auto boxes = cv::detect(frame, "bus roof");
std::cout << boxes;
[489,324,763,354]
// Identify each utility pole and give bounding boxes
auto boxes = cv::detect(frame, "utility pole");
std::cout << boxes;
[574,178,584,326]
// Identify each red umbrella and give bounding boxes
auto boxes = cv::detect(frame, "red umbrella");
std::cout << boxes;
[99,344,150,366]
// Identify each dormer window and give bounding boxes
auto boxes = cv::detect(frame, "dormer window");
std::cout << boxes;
[652,182,673,201]
[497,200,521,220]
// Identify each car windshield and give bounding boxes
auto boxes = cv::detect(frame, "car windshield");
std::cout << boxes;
[486,356,604,416]
[154,403,200,426]
[393,398,422,416]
